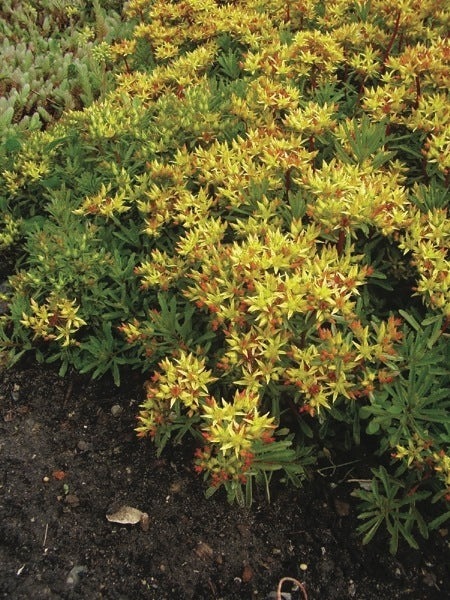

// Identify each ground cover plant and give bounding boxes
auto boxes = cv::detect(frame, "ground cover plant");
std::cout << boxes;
[0,0,128,249]
[0,0,449,557]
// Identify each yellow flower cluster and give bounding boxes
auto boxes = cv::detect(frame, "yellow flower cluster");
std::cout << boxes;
[244,29,344,80]
[433,451,450,496]
[285,317,402,414]
[136,351,217,437]
[20,296,86,347]
[73,182,130,219]
[1,126,65,194]
[184,224,370,323]
[395,436,450,500]
[115,44,218,102]
[201,390,275,459]
[399,207,450,315]
[137,357,276,486]
[0,214,22,249]
[301,159,411,236]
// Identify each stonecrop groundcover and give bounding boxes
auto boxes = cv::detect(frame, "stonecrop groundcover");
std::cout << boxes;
[0,0,449,555]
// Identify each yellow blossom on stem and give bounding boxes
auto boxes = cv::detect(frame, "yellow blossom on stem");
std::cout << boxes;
[20,296,86,347]
[201,390,275,459]
[74,183,130,219]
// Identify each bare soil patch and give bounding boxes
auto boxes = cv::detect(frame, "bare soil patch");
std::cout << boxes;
[0,363,448,599]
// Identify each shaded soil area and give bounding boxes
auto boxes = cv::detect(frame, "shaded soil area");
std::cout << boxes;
[0,363,448,599]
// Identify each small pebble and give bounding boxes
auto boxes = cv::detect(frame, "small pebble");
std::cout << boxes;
[3,411,14,422]
[334,498,350,516]
[169,481,183,494]
[66,565,87,587]
[422,570,437,587]
[77,440,90,452]
[111,405,123,417]
[242,564,253,582]
[195,541,214,560]
[65,494,80,508]
[140,513,150,532]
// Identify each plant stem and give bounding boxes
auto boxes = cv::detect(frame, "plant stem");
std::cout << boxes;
[382,10,401,69]
[285,1,290,23]
[336,228,346,257]
[356,76,366,107]
[414,75,421,109]
[284,167,292,199]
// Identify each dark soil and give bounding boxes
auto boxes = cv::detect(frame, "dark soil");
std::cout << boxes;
[0,363,448,600]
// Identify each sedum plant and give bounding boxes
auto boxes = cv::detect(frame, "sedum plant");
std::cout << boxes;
[0,0,131,148]
[354,314,449,552]
[0,0,449,549]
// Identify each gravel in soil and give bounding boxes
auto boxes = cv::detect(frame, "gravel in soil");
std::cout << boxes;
[0,363,448,599]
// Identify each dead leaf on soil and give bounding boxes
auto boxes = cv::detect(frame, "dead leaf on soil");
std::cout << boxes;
[106,505,149,529]
[348,478,372,491]
[52,470,66,480]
